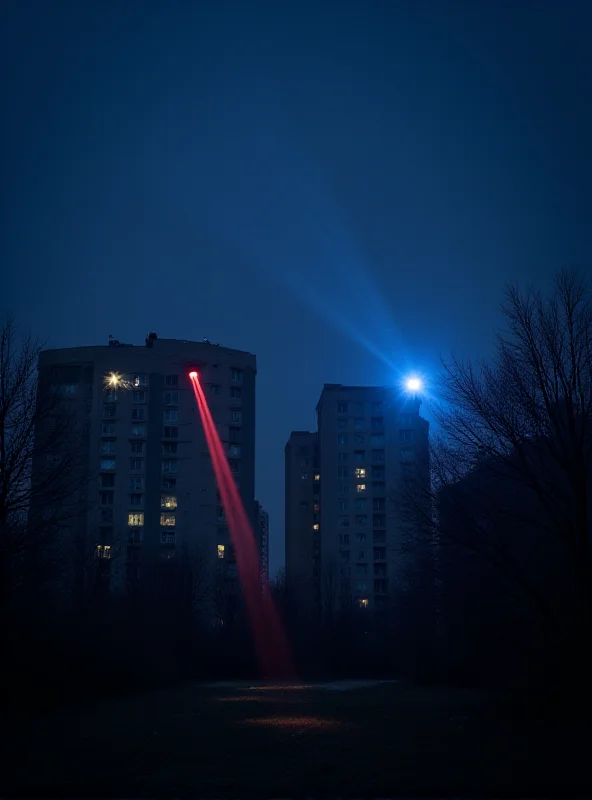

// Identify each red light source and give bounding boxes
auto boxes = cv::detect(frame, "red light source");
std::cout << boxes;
[189,371,198,379]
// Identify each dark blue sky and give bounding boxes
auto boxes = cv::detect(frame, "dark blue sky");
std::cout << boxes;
[2,0,590,575]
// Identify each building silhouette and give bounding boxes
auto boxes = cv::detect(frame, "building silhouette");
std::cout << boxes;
[33,333,258,601]
[285,384,429,614]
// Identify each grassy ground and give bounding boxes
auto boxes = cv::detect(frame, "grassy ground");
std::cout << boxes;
[3,680,591,796]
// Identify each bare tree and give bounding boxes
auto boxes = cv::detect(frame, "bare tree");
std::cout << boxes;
[0,318,86,612]
[397,269,592,683]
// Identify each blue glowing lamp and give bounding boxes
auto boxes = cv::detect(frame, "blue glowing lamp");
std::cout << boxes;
[405,376,422,393]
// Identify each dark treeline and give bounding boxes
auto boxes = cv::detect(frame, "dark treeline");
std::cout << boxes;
[2,268,591,718]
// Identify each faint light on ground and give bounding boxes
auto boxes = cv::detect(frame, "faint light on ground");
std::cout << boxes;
[247,684,312,691]
[241,715,344,732]
[214,695,265,703]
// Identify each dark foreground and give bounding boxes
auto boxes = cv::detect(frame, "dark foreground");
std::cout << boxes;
[3,680,591,796]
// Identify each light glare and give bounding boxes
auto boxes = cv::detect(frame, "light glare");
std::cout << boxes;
[189,371,198,379]
[405,376,422,392]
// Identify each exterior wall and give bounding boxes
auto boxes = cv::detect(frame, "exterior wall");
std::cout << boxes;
[254,501,269,584]
[35,336,257,600]
[284,431,319,613]
[316,384,428,611]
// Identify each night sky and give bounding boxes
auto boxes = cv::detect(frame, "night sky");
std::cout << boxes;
[2,1,590,575]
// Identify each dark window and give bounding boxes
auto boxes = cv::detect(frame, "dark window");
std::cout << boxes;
[338,534,350,545]
[129,477,142,491]
[164,375,178,387]
[297,445,309,456]
[355,515,368,526]
[103,405,116,418]
[133,390,146,403]
[355,498,367,510]
[372,449,385,463]
[337,418,348,429]
[231,409,242,423]
[299,501,309,511]
[338,516,350,527]
[101,422,115,435]
[130,494,143,506]
[163,442,178,454]
[163,426,178,439]
[162,477,176,490]
[338,452,348,463]
[373,497,385,511]
[231,368,242,382]
[164,409,178,422]
[371,417,384,430]
[230,387,242,399]
[131,408,145,420]
[354,450,364,462]
[372,401,383,412]
[228,458,240,473]
[373,482,386,494]
[100,474,115,488]
[99,526,113,543]
[374,547,386,560]
[354,417,365,429]
[130,458,144,471]
[374,579,388,593]
[337,402,348,413]
[131,441,143,453]
[339,549,350,562]
[100,508,113,523]
[164,391,179,405]
[131,424,145,437]
[209,384,221,395]
[99,491,113,505]
[373,514,386,527]
[337,466,349,478]
[399,430,413,442]
[373,530,386,544]
[338,433,347,445]
[338,499,348,511]
[229,427,241,442]
[372,466,385,479]
[100,439,115,454]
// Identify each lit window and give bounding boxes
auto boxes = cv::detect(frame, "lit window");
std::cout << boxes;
[358,598,369,608]
[164,408,178,422]
[356,483,366,492]
[313,523,319,531]
[132,407,145,420]
[217,544,225,559]
[314,473,320,481]
[161,495,177,509]
[164,391,178,405]
[355,467,366,478]
[128,513,144,526]
[131,424,146,437]
[231,368,242,382]
[162,459,178,473]
[100,458,116,470]
[130,458,144,471]
[160,513,176,527]
[133,374,148,387]
[96,544,111,559]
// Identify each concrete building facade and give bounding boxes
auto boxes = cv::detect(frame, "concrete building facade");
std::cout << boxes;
[285,384,428,612]
[284,431,320,612]
[34,333,257,596]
